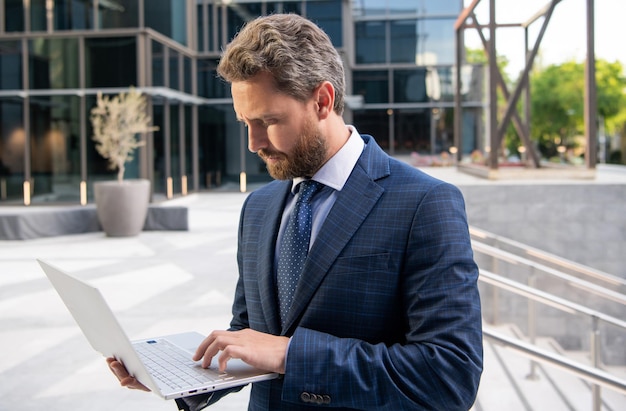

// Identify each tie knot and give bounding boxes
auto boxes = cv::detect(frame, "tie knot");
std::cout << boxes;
[296,180,322,204]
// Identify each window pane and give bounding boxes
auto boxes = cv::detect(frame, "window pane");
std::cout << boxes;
[352,0,385,17]
[413,0,461,15]
[170,104,180,193]
[30,0,47,31]
[30,95,81,203]
[169,49,179,90]
[84,37,137,88]
[394,69,428,103]
[55,0,94,30]
[226,3,263,44]
[29,38,79,89]
[307,0,342,48]
[418,18,456,65]
[197,58,228,99]
[390,19,417,63]
[152,41,164,87]
[282,1,302,15]
[144,0,187,46]
[0,41,23,90]
[389,0,420,15]
[197,3,205,52]
[198,105,227,189]
[355,21,385,64]
[353,109,389,150]
[184,56,192,94]
[99,0,138,29]
[353,70,388,104]
[0,97,25,202]
[5,0,24,32]
[395,108,430,153]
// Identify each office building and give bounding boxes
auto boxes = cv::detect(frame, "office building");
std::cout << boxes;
[0,0,482,204]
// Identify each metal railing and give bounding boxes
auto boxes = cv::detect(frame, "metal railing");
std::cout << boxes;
[483,327,626,409]
[479,267,626,410]
[470,226,626,293]
[472,240,626,308]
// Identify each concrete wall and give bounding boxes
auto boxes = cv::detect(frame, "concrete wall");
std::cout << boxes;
[457,183,626,278]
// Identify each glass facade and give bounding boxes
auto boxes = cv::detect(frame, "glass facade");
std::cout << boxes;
[0,0,483,205]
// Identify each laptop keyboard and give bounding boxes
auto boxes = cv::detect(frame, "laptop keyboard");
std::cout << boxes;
[134,338,233,390]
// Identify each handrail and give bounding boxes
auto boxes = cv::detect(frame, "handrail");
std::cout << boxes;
[473,241,626,307]
[479,269,626,331]
[470,226,626,289]
[483,327,626,396]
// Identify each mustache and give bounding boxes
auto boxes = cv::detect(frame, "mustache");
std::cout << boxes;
[258,149,285,160]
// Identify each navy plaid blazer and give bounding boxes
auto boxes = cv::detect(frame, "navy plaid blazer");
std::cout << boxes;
[196,135,482,410]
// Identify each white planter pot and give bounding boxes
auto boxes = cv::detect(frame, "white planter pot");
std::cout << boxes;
[94,179,150,237]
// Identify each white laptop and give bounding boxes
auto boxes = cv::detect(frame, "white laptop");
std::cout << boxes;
[37,259,279,400]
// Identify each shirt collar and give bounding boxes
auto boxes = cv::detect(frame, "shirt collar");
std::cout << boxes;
[291,125,364,193]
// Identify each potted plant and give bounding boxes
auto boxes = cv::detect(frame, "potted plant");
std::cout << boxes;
[90,87,158,237]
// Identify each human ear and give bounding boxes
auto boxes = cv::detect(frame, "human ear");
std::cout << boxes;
[314,81,335,119]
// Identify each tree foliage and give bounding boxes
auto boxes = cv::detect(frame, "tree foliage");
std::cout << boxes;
[530,59,626,159]
[90,88,158,182]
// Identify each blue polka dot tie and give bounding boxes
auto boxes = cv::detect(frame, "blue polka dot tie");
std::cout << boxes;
[276,180,322,327]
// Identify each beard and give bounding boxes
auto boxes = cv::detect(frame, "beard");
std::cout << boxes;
[258,118,328,180]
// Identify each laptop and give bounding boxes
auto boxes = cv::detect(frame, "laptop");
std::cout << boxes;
[37,259,279,400]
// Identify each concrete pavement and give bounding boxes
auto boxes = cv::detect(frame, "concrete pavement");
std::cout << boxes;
[1,164,625,411]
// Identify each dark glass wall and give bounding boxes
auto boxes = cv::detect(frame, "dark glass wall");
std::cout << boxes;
[84,37,137,88]
[5,0,24,32]
[99,0,138,29]
[0,98,24,201]
[31,0,47,31]
[0,41,22,89]
[145,0,187,46]
[55,0,94,30]
[29,38,80,89]
[29,95,82,202]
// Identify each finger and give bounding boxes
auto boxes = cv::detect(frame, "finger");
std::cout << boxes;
[108,359,129,380]
[218,352,232,372]
[120,375,151,392]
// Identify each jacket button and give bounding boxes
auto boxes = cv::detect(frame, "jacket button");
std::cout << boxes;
[323,395,331,404]
[300,392,311,403]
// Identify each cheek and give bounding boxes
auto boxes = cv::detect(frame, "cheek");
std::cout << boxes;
[267,124,300,153]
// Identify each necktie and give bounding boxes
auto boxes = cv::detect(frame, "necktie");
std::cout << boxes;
[276,180,322,326]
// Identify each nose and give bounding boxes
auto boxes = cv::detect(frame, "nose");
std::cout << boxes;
[247,124,268,153]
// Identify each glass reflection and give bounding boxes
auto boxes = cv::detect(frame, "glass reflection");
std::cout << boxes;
[56,0,93,30]
[29,95,81,203]
[355,21,385,64]
[29,38,79,89]
[99,0,138,29]
[0,98,25,201]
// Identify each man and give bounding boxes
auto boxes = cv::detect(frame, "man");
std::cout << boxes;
[109,13,483,410]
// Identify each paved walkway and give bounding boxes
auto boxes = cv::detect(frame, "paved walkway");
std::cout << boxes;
[1,164,625,411]
[0,192,251,411]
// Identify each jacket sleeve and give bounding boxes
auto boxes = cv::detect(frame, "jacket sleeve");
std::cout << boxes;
[281,183,483,410]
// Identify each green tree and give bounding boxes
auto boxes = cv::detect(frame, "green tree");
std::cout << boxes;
[530,59,626,160]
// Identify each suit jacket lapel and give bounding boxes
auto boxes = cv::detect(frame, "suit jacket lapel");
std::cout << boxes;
[257,181,292,335]
[284,138,389,332]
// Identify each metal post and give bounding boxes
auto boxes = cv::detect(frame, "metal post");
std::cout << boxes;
[584,0,597,169]
[590,315,601,411]
[526,268,539,380]
[487,0,498,169]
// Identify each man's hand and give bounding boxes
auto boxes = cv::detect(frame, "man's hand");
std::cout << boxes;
[106,357,151,392]
[193,329,289,374]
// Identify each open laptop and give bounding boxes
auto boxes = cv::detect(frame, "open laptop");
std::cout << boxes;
[37,259,279,400]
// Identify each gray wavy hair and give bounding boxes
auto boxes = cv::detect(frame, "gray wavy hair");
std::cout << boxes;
[217,13,345,115]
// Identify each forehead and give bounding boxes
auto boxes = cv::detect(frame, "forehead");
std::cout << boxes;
[231,73,306,120]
